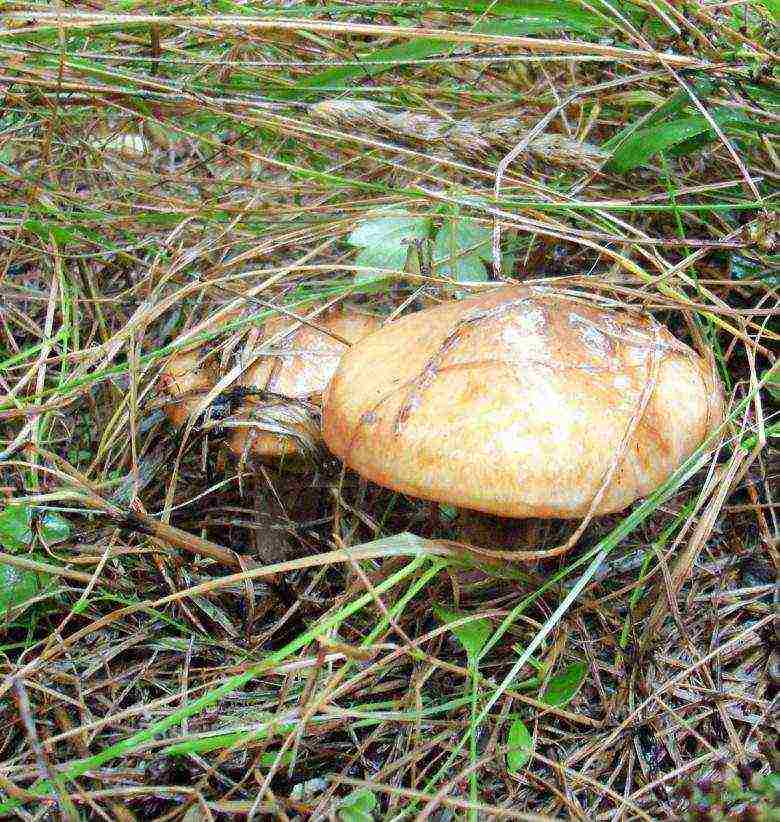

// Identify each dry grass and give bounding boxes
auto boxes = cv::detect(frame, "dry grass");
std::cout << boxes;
[0,2,778,820]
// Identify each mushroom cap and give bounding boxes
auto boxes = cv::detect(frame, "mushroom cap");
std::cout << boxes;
[228,404,322,462]
[159,306,245,428]
[228,307,382,460]
[160,350,217,428]
[322,286,724,518]
[239,309,383,402]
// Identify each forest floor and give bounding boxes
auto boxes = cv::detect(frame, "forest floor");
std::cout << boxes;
[0,2,778,820]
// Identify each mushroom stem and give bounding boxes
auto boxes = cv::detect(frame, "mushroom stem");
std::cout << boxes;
[249,469,288,562]
[455,509,540,554]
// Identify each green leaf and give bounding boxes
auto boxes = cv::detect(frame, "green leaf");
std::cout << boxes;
[433,604,492,660]
[0,562,43,611]
[609,116,715,172]
[348,209,430,283]
[347,211,430,249]
[433,218,492,281]
[338,788,377,822]
[444,1,606,33]
[764,364,780,402]
[740,420,779,452]
[22,219,78,246]
[354,243,409,275]
[759,772,780,794]
[542,662,587,706]
[602,79,715,154]
[0,505,33,552]
[295,39,448,95]
[506,717,533,772]
[40,512,72,546]
[609,107,778,172]
[752,0,780,21]
[666,131,715,159]
[163,732,293,766]
[743,82,780,108]
[436,250,486,280]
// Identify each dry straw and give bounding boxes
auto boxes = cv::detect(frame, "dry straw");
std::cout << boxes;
[309,99,610,170]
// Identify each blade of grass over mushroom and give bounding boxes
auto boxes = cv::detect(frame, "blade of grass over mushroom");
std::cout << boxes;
[0,279,367,413]
[419,191,778,346]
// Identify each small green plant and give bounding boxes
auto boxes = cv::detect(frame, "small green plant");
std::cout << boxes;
[346,208,431,282]
[338,788,377,821]
[431,213,493,280]
[506,716,533,773]
[0,504,70,613]
[675,761,780,821]
[433,604,492,818]
[541,661,588,706]
[433,604,587,809]
[346,206,496,283]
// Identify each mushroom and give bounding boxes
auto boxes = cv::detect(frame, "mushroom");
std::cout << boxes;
[322,285,724,548]
[228,306,381,462]
[160,348,218,429]
[159,303,250,430]
[159,304,382,461]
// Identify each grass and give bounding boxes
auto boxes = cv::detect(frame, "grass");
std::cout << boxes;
[0,1,778,819]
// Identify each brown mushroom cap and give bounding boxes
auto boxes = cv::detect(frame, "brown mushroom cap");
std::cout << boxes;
[322,286,724,518]
[159,305,246,429]
[238,309,383,402]
[160,349,217,429]
[229,307,382,460]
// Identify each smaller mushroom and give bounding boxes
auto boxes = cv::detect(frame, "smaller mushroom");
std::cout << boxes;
[159,348,218,429]
[228,307,382,462]
[159,306,245,429]
[159,304,382,462]
[322,286,724,551]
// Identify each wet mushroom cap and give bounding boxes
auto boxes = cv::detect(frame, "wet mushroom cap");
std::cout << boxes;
[160,349,217,428]
[322,286,724,519]
[159,306,245,429]
[238,309,383,403]
[229,307,382,460]
[159,307,382,461]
